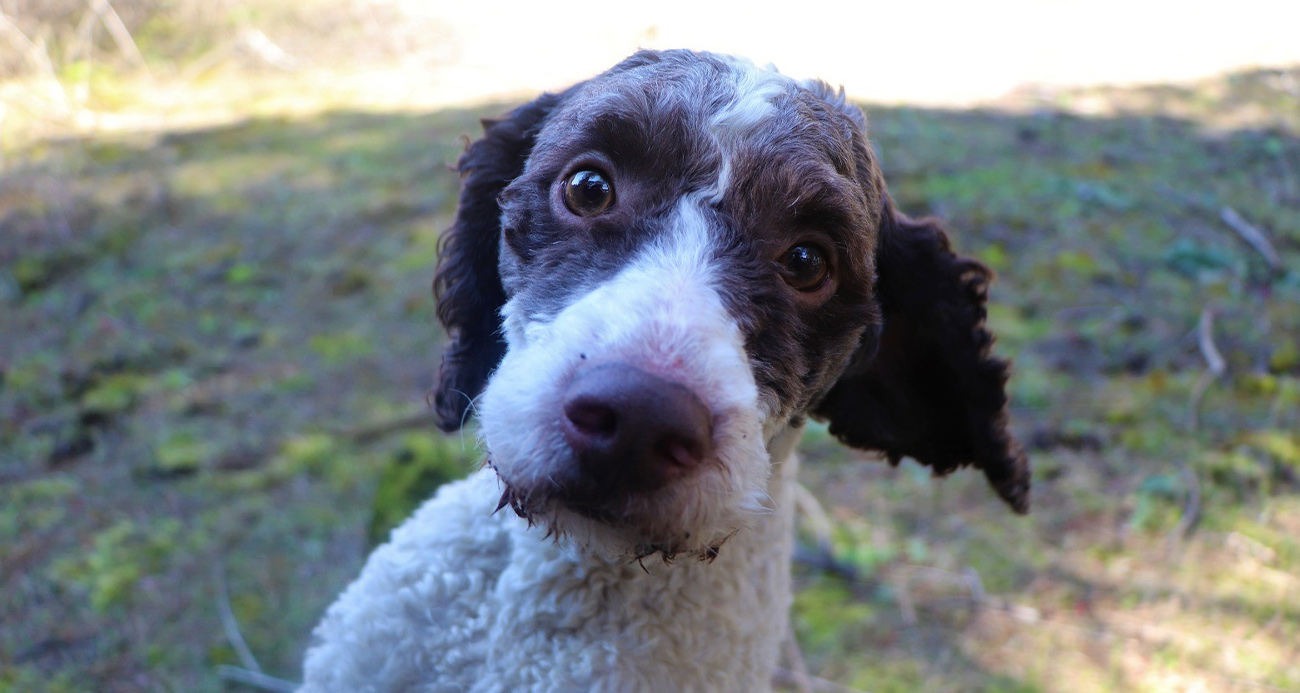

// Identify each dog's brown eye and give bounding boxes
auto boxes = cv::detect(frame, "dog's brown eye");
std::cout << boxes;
[562,169,615,216]
[781,244,829,291]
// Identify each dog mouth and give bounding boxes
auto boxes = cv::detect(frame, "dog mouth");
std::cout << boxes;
[487,464,650,530]
[492,478,535,523]
[488,463,735,562]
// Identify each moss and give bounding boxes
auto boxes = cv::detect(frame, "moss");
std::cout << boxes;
[0,668,81,693]
[10,250,91,294]
[793,579,876,655]
[367,433,474,546]
[1270,338,1300,373]
[308,331,373,365]
[48,518,184,613]
[153,432,213,475]
[80,373,147,416]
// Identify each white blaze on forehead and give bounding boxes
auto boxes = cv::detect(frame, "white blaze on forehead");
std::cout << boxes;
[627,195,717,293]
[707,57,791,201]
[500,197,726,353]
[711,56,789,135]
[543,196,755,401]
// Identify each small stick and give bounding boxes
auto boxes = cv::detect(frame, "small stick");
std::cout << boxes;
[0,9,74,112]
[337,412,431,444]
[1188,307,1226,431]
[1220,206,1283,273]
[1198,307,1227,375]
[792,482,835,553]
[215,564,262,674]
[237,28,301,72]
[86,0,152,77]
[215,666,298,693]
[1170,458,1203,545]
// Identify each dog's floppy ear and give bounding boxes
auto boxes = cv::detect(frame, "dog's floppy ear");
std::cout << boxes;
[814,199,1030,513]
[432,91,569,432]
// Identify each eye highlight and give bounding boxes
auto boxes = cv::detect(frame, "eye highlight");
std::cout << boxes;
[780,244,830,292]
[562,169,615,216]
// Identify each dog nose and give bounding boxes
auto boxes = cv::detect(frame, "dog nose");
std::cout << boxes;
[561,363,713,493]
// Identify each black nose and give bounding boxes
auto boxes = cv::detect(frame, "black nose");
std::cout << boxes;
[561,363,713,495]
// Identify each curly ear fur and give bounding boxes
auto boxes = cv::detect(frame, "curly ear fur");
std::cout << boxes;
[814,200,1030,513]
[432,92,569,432]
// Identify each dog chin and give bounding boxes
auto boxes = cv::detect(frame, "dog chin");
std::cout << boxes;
[491,476,740,562]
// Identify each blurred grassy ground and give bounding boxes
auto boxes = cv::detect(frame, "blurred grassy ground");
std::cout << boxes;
[2,14,1300,691]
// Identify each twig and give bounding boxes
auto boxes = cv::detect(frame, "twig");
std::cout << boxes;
[1170,458,1202,546]
[1159,186,1287,278]
[334,412,431,444]
[1188,307,1226,431]
[1198,307,1227,376]
[772,668,870,693]
[0,9,74,112]
[85,0,151,77]
[1220,206,1283,273]
[237,28,301,71]
[71,8,98,66]
[215,666,298,693]
[215,564,262,674]
[792,482,834,553]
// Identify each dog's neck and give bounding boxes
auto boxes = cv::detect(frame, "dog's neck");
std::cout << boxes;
[300,424,808,692]
[485,423,804,690]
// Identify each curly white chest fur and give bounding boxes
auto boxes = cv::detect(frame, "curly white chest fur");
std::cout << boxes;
[301,427,800,693]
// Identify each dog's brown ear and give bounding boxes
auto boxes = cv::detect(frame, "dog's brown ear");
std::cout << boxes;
[813,200,1030,512]
[432,91,570,432]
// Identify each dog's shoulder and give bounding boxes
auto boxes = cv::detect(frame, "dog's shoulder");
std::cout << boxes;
[300,469,515,692]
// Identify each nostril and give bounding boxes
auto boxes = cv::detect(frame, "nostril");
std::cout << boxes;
[565,398,617,437]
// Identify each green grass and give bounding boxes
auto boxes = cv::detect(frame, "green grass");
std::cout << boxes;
[2,66,1299,692]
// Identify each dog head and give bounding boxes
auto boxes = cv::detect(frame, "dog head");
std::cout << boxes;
[433,50,1028,559]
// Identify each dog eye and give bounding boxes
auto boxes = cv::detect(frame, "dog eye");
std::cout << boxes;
[780,244,829,291]
[562,169,615,216]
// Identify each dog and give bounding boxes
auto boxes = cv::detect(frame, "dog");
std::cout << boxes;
[299,48,1028,693]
